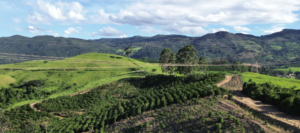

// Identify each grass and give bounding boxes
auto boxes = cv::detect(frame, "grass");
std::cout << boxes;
[241,72,300,90]
[0,53,163,110]
[0,74,16,89]
[116,47,142,55]
[274,67,300,72]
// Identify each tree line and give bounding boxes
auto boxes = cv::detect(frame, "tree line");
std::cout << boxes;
[243,80,300,116]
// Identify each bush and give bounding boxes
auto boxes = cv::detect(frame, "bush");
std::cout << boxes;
[208,111,213,117]
[214,123,221,130]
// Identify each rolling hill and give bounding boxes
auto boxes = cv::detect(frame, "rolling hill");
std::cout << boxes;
[1,29,300,66]
[0,53,160,110]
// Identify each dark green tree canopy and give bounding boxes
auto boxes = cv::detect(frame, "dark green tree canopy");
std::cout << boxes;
[176,44,199,75]
[159,48,172,75]
[198,56,208,73]
[124,46,133,59]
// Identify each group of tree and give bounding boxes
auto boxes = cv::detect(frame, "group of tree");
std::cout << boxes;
[159,44,209,75]
[39,73,227,133]
[243,80,300,116]
[2,72,226,133]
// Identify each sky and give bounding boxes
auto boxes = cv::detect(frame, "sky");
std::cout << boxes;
[1,0,300,40]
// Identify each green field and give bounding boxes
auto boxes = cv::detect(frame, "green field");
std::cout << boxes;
[241,72,300,89]
[274,67,300,72]
[0,53,163,110]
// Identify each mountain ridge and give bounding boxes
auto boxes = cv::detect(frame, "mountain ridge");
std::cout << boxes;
[0,29,300,65]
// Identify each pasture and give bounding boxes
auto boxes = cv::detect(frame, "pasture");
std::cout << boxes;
[241,72,300,90]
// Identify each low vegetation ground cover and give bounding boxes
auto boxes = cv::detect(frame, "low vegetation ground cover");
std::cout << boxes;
[275,67,300,73]
[105,96,287,133]
[0,53,162,110]
[241,72,300,90]
[243,81,300,116]
[4,73,226,132]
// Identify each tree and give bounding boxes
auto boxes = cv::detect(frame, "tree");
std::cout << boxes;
[41,122,49,133]
[241,65,248,73]
[20,119,37,133]
[159,48,172,75]
[221,59,229,64]
[198,56,208,73]
[232,61,241,71]
[124,46,133,59]
[142,57,147,61]
[288,69,292,74]
[167,52,176,75]
[0,109,10,133]
[176,44,199,75]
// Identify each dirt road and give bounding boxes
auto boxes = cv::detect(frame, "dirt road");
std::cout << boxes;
[216,75,233,87]
[216,75,300,132]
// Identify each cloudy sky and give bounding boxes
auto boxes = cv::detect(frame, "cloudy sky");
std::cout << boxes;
[1,0,300,39]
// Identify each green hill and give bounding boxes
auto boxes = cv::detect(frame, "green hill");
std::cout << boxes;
[0,53,160,110]
[1,29,300,66]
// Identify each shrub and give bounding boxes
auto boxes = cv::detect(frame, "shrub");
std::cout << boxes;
[208,111,213,117]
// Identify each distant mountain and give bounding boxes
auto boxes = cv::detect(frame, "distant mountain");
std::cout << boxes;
[1,29,300,65]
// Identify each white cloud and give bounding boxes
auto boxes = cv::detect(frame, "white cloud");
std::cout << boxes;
[27,0,86,24]
[28,26,39,33]
[209,28,229,33]
[26,25,52,34]
[64,27,80,34]
[120,35,127,38]
[27,12,50,24]
[262,24,285,35]
[234,26,251,32]
[241,32,248,34]
[91,0,300,34]
[93,27,123,36]
[13,18,21,23]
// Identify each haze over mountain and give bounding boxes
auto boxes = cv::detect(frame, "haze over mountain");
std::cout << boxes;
[1,29,300,65]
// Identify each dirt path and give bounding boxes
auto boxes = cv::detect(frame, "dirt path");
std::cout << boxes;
[30,101,41,112]
[216,75,300,132]
[216,75,233,87]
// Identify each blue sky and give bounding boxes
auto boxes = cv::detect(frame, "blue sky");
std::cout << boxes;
[1,0,300,39]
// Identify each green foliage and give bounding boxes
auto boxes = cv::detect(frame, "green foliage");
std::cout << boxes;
[208,111,213,117]
[198,56,208,73]
[243,81,300,116]
[124,46,133,59]
[214,123,221,130]
[16,73,226,133]
[176,44,199,75]
[159,48,173,75]
[242,72,300,90]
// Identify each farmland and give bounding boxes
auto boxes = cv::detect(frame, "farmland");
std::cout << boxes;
[274,67,300,73]
[0,53,162,110]
[1,53,300,133]
[241,72,300,90]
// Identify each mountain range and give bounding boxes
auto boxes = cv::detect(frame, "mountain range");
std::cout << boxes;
[1,29,300,66]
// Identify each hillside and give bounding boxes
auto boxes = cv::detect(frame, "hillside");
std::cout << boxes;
[1,29,300,65]
[0,53,160,110]
[241,72,300,90]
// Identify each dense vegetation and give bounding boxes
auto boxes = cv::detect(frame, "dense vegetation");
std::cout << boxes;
[3,73,226,132]
[243,81,300,116]
[1,29,300,64]
[241,72,300,90]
